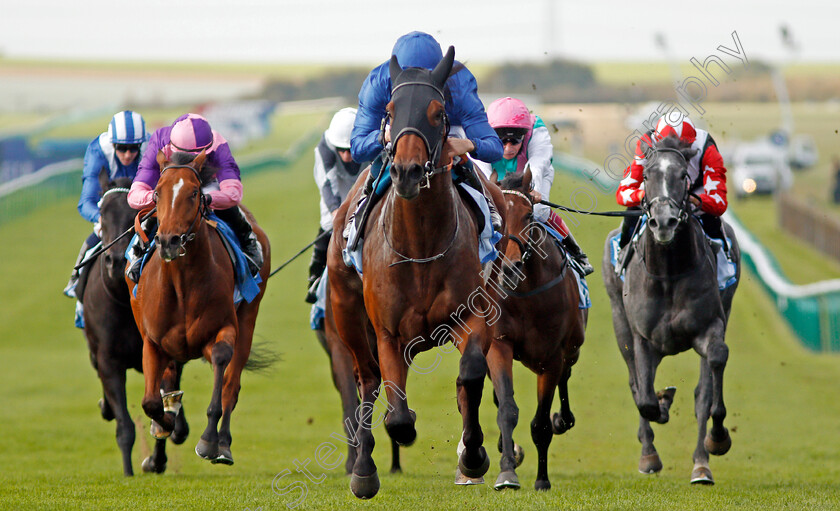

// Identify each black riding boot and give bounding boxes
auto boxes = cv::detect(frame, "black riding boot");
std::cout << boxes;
[346,158,383,250]
[698,213,728,252]
[562,232,594,276]
[615,208,641,274]
[63,237,94,298]
[457,162,502,230]
[216,206,263,276]
[126,218,157,283]
[305,228,330,304]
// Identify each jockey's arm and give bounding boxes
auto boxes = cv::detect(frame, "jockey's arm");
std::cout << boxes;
[449,70,503,163]
[527,125,555,222]
[351,67,390,163]
[696,144,728,216]
[78,141,107,223]
[616,138,647,207]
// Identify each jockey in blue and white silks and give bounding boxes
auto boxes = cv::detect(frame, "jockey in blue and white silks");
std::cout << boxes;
[64,110,149,298]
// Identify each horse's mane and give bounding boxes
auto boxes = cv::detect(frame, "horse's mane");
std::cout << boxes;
[500,172,526,191]
[168,151,216,186]
[652,135,697,161]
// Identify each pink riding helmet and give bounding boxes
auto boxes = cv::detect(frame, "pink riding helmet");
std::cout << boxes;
[487,97,533,131]
[169,113,224,154]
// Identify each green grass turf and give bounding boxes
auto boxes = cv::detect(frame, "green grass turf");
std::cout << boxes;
[2,146,840,510]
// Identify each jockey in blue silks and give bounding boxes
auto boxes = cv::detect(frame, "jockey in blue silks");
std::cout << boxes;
[347,31,504,246]
[63,110,149,298]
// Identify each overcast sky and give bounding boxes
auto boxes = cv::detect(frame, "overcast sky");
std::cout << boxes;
[0,0,836,64]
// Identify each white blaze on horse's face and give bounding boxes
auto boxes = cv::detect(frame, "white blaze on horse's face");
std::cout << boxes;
[171,178,185,209]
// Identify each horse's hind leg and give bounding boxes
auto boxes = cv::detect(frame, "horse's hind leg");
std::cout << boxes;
[486,340,520,490]
[317,327,361,474]
[691,341,730,485]
[99,367,135,476]
[195,328,235,463]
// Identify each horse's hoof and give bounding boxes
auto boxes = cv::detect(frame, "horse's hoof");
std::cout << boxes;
[690,463,714,485]
[385,409,417,447]
[513,443,525,468]
[656,386,677,424]
[211,445,234,465]
[534,479,551,491]
[454,467,484,485]
[161,390,184,414]
[551,412,575,434]
[195,438,219,460]
[349,471,380,499]
[459,446,490,478]
[150,420,172,439]
[99,398,115,422]
[141,456,166,474]
[493,470,521,490]
[705,429,732,456]
[170,426,189,445]
[638,453,663,474]
[389,465,402,474]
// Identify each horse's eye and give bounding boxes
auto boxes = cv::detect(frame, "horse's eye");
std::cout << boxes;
[192,190,198,198]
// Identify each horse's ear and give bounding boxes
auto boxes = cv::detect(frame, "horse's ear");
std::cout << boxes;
[389,54,402,83]
[193,149,207,170]
[98,166,110,195]
[522,164,533,193]
[431,46,455,87]
[156,149,167,169]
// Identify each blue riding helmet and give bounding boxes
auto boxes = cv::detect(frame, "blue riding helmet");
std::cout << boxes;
[108,110,148,145]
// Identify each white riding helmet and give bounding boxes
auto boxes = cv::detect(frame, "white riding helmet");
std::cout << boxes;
[324,107,357,150]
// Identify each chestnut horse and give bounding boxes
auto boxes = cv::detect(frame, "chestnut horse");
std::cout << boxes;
[81,170,188,475]
[325,46,503,499]
[128,150,270,465]
[484,169,586,490]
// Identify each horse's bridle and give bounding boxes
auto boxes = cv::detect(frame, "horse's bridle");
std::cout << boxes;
[156,164,208,257]
[502,189,536,263]
[386,80,452,188]
[641,147,692,224]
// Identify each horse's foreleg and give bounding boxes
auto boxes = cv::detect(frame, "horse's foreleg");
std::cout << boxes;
[195,327,235,463]
[164,362,189,445]
[141,340,175,435]
[99,367,135,476]
[695,329,731,463]
[455,320,490,480]
[486,340,520,490]
[553,365,576,435]
[632,335,664,422]
[531,372,558,490]
[377,334,415,448]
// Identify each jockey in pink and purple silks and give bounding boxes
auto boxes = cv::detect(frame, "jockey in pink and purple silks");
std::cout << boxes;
[127,113,263,274]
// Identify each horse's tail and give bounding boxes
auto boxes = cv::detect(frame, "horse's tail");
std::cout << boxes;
[244,341,281,373]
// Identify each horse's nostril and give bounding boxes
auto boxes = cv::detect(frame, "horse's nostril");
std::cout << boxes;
[666,217,678,229]
[169,235,181,247]
[649,218,658,228]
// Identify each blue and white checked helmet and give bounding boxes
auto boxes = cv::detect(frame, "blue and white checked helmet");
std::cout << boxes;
[108,110,148,145]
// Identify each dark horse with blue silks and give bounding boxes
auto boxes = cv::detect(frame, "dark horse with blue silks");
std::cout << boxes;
[325,46,504,499]
[602,135,740,485]
[79,170,188,476]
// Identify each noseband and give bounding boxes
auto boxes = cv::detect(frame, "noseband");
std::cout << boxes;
[502,189,536,263]
[157,164,208,257]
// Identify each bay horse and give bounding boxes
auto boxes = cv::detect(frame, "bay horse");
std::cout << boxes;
[80,169,188,476]
[484,169,586,490]
[128,150,270,466]
[325,46,503,499]
[601,135,740,484]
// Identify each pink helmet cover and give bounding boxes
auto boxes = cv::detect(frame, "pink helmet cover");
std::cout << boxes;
[487,97,533,131]
[168,113,225,154]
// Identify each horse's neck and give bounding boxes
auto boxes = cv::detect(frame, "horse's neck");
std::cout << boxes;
[387,175,461,251]
[640,221,705,276]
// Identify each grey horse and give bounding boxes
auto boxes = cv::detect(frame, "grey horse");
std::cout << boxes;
[602,135,740,485]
